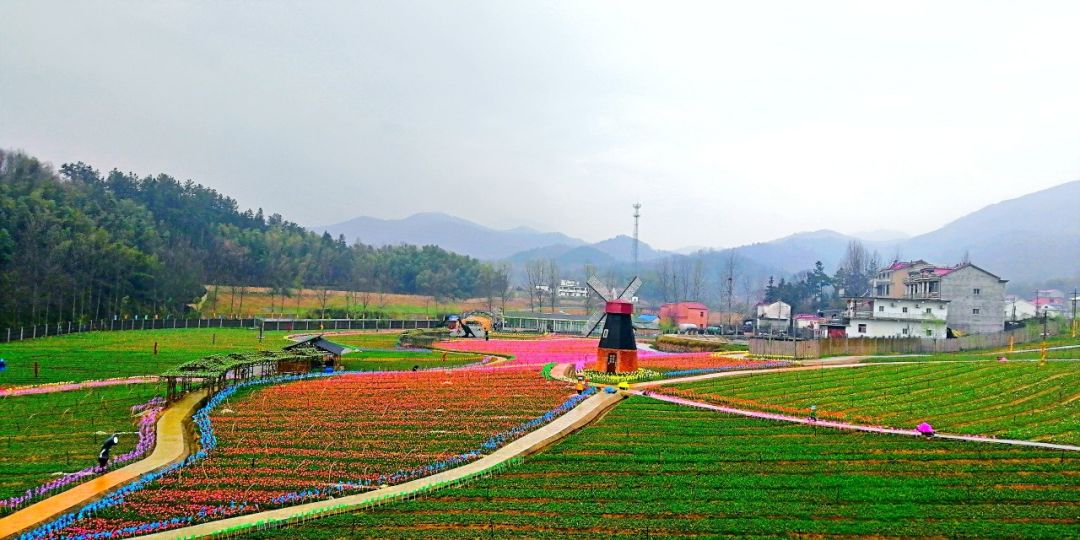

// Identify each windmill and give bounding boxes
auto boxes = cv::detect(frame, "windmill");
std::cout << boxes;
[584,276,642,373]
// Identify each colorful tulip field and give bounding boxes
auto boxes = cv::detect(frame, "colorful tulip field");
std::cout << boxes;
[240,397,1080,539]
[661,361,1080,444]
[24,366,581,539]
[4,328,1079,539]
[434,338,785,376]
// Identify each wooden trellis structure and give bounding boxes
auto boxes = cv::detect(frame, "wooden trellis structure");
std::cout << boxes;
[162,350,321,402]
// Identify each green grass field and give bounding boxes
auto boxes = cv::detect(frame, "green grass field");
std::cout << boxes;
[340,350,484,372]
[240,398,1079,539]
[667,362,1080,444]
[318,332,404,350]
[0,328,294,386]
[0,383,164,505]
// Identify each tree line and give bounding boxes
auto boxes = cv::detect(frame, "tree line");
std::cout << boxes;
[0,151,507,327]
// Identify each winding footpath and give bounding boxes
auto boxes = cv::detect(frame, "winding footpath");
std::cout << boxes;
[0,390,207,539]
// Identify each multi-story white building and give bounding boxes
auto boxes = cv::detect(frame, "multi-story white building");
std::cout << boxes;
[556,279,588,298]
[844,297,949,339]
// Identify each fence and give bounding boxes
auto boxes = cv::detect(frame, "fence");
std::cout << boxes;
[1,317,440,344]
[750,320,1068,359]
[260,318,439,332]
[502,316,588,334]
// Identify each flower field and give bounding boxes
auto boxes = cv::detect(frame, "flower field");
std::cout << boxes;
[436,338,784,377]
[435,337,599,366]
[662,361,1080,444]
[239,398,1080,539]
[33,367,578,538]
[0,383,164,510]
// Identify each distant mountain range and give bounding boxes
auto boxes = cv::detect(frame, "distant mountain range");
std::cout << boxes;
[316,180,1080,286]
[317,212,587,261]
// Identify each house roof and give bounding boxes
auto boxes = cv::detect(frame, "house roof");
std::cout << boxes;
[282,335,350,356]
[912,263,1007,282]
[661,301,709,310]
[884,259,930,272]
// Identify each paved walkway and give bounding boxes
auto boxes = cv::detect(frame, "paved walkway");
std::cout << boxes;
[639,391,1080,452]
[137,390,624,539]
[0,390,207,538]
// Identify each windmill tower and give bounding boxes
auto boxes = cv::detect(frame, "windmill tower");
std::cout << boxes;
[583,276,642,373]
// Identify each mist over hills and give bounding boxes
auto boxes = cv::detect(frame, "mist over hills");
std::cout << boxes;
[317,212,586,261]
[319,180,1080,287]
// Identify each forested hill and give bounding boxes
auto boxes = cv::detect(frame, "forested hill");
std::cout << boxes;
[0,151,505,327]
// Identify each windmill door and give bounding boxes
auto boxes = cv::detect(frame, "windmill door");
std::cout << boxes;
[606,353,617,373]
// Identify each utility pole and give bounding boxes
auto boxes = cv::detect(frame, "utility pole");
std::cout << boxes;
[632,203,641,276]
[1072,288,1078,338]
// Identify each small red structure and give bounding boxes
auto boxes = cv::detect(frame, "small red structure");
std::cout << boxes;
[659,302,709,330]
[595,299,638,373]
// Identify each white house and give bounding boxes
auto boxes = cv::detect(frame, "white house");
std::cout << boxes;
[844,297,949,339]
[556,279,588,298]
[755,301,792,333]
[1004,296,1038,321]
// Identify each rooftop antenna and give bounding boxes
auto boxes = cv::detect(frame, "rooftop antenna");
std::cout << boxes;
[632,203,641,274]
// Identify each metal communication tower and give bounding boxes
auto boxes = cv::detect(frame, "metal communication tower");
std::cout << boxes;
[632,203,641,273]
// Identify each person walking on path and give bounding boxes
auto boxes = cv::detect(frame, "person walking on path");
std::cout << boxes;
[809,405,817,422]
[97,434,119,471]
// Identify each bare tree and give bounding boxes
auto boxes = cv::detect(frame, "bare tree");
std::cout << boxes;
[656,258,674,303]
[583,263,598,318]
[546,259,560,313]
[720,252,738,319]
[688,256,706,301]
[836,240,881,297]
[524,259,548,312]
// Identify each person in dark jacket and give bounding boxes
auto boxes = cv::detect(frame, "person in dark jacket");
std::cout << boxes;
[98,434,119,470]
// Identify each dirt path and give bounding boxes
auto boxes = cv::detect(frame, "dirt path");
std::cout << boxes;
[135,390,624,540]
[0,390,207,538]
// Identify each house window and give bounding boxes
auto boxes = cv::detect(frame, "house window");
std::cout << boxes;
[902,328,909,335]
[857,324,867,334]
[972,308,980,315]
[926,329,933,337]
[925,308,932,314]
[878,306,884,312]
[902,307,908,313]
[973,288,981,295]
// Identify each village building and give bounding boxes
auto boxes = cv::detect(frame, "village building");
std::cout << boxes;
[904,263,1007,335]
[794,313,827,338]
[556,279,588,298]
[659,301,709,330]
[281,334,349,371]
[871,260,933,298]
[1005,295,1039,321]
[843,297,949,339]
[754,300,791,334]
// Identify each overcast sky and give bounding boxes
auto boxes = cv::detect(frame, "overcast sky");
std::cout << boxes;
[2,1,1079,250]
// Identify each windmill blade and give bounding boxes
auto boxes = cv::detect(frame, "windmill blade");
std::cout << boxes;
[617,276,642,301]
[586,276,612,302]
[583,312,606,337]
